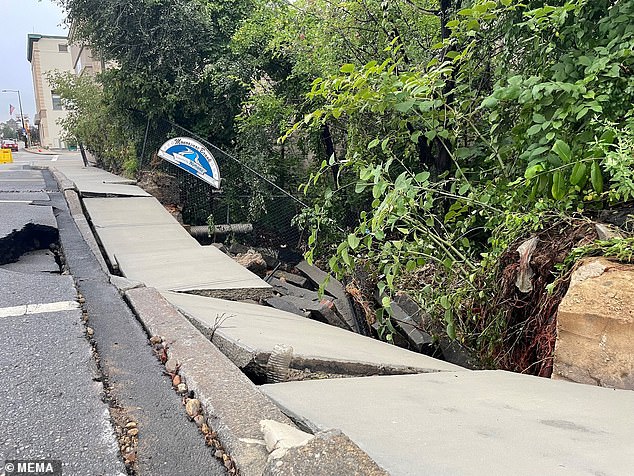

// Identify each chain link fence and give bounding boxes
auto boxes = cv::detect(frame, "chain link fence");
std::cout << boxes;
[135,115,308,249]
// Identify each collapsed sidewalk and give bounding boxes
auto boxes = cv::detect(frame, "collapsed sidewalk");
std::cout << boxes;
[43,160,634,475]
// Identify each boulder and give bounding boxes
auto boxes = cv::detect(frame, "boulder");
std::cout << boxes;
[553,257,634,390]
[235,250,267,277]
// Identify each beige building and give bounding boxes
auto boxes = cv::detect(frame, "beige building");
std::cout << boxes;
[70,40,105,77]
[28,34,74,149]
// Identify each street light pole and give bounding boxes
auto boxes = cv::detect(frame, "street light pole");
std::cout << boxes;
[1,89,30,148]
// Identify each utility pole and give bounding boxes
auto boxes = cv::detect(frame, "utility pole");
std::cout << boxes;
[1,89,30,147]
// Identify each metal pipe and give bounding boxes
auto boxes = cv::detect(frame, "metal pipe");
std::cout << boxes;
[189,224,253,238]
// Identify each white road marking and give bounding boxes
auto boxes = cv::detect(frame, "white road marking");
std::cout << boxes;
[0,300,80,318]
[51,155,59,161]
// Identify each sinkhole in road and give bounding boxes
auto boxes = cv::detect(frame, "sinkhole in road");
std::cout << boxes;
[0,223,62,272]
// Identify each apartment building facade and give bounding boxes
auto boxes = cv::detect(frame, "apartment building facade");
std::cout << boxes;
[70,43,105,77]
[27,34,74,149]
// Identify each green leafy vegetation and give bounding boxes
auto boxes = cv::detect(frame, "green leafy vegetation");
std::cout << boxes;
[56,0,634,369]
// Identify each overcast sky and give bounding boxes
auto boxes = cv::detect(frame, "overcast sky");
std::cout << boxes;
[0,0,67,123]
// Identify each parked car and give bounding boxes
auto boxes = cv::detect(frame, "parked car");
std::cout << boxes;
[1,139,18,152]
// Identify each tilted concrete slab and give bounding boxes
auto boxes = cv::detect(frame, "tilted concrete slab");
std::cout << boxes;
[52,165,149,197]
[83,196,180,227]
[82,197,269,291]
[162,292,464,376]
[262,371,634,476]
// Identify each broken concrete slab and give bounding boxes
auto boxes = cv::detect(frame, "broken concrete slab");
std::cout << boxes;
[272,271,308,289]
[269,278,320,300]
[553,257,634,390]
[263,429,389,476]
[52,165,147,197]
[268,294,331,312]
[110,275,144,292]
[260,419,313,457]
[312,299,349,329]
[391,292,475,367]
[389,301,434,353]
[296,260,360,332]
[267,294,347,329]
[162,291,464,380]
[266,296,311,318]
[82,197,270,292]
[262,371,634,476]
[126,287,293,476]
[393,292,428,326]
[113,248,270,292]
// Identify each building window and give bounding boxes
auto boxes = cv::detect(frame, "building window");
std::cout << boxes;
[58,44,68,52]
[51,92,63,110]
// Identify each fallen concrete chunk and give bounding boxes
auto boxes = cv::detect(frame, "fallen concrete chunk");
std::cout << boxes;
[163,291,464,380]
[260,419,313,457]
[389,301,434,352]
[263,429,389,476]
[313,299,349,329]
[126,287,293,476]
[272,294,333,312]
[273,270,308,288]
[595,223,623,240]
[269,295,347,329]
[269,278,320,300]
[266,296,311,318]
[394,292,429,327]
[296,260,360,332]
[262,371,634,476]
[553,257,634,390]
[110,275,145,292]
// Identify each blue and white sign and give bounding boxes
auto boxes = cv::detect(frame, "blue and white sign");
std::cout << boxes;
[158,137,221,189]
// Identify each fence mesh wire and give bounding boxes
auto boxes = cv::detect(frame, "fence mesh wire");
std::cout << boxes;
[136,115,307,249]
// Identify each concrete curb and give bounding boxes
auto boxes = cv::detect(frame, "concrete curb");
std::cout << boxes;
[126,287,293,476]
[50,169,110,273]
